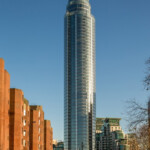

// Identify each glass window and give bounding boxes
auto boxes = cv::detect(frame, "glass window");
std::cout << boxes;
[23,110,26,116]
[39,128,40,133]
[23,120,26,126]
[23,140,26,147]
[23,130,26,136]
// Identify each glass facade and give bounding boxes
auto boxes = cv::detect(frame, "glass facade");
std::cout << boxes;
[64,0,96,150]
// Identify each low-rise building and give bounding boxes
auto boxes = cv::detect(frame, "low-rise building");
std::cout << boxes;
[53,141,64,150]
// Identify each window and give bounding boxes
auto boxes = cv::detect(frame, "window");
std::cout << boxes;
[23,140,26,147]
[39,128,40,133]
[23,130,26,136]
[39,120,40,125]
[39,111,40,117]
[39,136,40,141]
[23,120,26,126]
[23,110,26,116]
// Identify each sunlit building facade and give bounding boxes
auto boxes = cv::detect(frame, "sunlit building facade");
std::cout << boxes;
[64,0,96,149]
[96,118,130,150]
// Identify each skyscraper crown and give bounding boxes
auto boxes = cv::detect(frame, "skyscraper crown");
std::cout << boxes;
[67,0,91,13]
[69,0,89,2]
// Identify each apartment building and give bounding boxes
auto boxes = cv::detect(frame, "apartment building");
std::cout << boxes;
[9,88,24,150]
[44,120,53,150]
[0,58,53,150]
[0,58,10,150]
[30,106,44,150]
[22,98,30,150]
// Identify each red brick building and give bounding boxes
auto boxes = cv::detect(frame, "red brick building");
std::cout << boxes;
[50,122,53,150]
[30,106,44,150]
[23,98,30,150]
[9,88,24,150]
[0,58,53,150]
[0,58,10,150]
[44,120,53,150]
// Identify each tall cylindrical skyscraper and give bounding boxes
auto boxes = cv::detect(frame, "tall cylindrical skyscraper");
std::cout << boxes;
[64,0,96,149]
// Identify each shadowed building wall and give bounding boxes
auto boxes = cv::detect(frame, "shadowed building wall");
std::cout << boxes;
[9,88,23,150]
[23,98,30,150]
[4,70,10,150]
[44,120,53,150]
[50,123,53,150]
[0,58,4,150]
[30,106,44,150]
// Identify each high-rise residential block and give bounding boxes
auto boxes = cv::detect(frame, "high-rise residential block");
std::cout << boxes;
[0,58,10,150]
[64,0,96,149]
[23,98,30,150]
[0,58,4,150]
[0,58,53,150]
[44,120,53,150]
[96,118,130,150]
[50,123,53,150]
[4,70,10,150]
[30,106,44,150]
[9,88,24,150]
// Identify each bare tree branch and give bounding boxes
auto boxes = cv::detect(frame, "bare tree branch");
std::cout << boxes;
[125,58,150,149]
[144,57,150,90]
[125,99,148,130]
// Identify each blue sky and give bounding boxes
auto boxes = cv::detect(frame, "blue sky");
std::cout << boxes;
[0,0,150,140]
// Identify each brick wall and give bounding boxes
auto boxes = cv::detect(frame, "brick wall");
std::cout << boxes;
[9,89,23,150]
[4,70,10,150]
[23,99,30,150]
[30,106,44,150]
[0,59,5,150]
[0,58,10,150]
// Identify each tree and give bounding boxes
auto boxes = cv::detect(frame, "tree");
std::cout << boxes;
[126,58,150,150]
[126,99,148,130]
[144,57,150,91]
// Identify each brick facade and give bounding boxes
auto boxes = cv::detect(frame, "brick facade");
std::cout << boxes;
[0,58,5,150]
[30,106,44,150]
[9,88,24,150]
[44,120,53,150]
[0,58,10,150]
[23,98,30,150]
[50,123,53,150]
[0,59,53,150]
[4,70,10,150]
